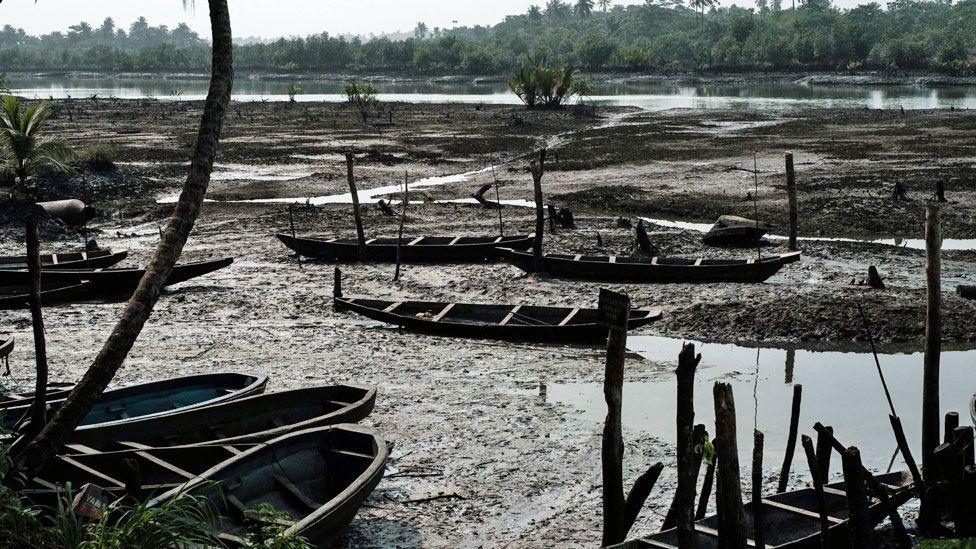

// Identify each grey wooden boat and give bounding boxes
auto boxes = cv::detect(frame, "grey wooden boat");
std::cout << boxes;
[277,233,532,262]
[149,424,389,547]
[64,385,377,452]
[0,280,96,309]
[1,372,267,432]
[610,471,914,548]
[1,381,76,409]
[0,258,233,293]
[0,248,128,271]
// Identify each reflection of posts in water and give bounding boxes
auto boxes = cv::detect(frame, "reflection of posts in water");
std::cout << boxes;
[784,348,795,384]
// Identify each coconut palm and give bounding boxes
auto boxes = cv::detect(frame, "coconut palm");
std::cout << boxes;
[545,0,571,20]
[0,96,75,191]
[574,0,595,18]
[414,22,429,39]
[527,4,544,22]
[12,0,235,474]
[688,0,718,26]
[599,0,613,11]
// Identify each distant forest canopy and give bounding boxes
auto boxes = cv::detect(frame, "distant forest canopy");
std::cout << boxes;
[1,1,976,75]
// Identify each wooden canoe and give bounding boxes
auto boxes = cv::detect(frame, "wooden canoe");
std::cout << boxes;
[334,297,662,343]
[148,424,389,547]
[1,381,75,409]
[65,384,377,451]
[610,471,914,548]
[502,248,801,283]
[0,280,96,309]
[276,233,533,262]
[0,248,128,271]
[0,258,234,294]
[23,442,247,507]
[702,215,769,247]
[1,372,267,432]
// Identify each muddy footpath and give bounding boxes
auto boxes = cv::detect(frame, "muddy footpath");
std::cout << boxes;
[2,98,976,546]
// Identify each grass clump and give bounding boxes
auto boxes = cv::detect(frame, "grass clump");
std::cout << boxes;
[79,143,118,172]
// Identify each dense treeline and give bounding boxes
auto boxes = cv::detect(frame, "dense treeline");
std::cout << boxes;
[1,1,975,75]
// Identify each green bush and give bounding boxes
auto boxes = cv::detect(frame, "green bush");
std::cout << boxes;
[507,65,583,109]
[80,143,118,172]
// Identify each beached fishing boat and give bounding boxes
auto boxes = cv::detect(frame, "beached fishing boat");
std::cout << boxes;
[0,258,233,293]
[0,280,96,309]
[65,384,376,451]
[0,248,128,271]
[149,425,389,547]
[1,372,267,432]
[276,233,532,261]
[334,296,662,343]
[502,249,801,283]
[1,382,76,409]
[610,471,914,548]
[702,215,768,247]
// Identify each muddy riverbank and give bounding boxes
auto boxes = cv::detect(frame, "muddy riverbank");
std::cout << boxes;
[1,98,971,546]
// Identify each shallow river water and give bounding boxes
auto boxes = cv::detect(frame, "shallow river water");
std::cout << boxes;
[10,75,976,110]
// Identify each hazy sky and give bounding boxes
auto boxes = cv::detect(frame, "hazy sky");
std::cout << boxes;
[2,0,883,39]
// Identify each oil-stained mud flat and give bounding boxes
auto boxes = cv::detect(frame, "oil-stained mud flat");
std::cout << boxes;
[3,98,976,546]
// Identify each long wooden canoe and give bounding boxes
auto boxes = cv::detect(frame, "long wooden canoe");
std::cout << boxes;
[610,471,914,548]
[149,424,389,547]
[0,248,128,271]
[65,384,377,451]
[0,258,234,293]
[1,372,267,432]
[334,296,662,343]
[502,248,801,283]
[0,280,96,309]
[24,442,246,507]
[1,381,75,409]
[277,233,533,262]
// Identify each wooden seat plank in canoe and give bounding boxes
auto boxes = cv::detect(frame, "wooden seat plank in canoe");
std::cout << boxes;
[499,305,522,326]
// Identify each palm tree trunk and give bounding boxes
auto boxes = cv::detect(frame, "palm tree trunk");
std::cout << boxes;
[10,0,234,472]
[25,209,48,434]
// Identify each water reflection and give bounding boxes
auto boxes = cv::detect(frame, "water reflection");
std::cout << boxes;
[549,335,976,478]
[9,76,976,110]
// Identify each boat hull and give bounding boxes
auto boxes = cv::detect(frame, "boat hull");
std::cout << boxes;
[277,233,532,262]
[0,281,96,309]
[335,297,662,343]
[503,249,798,283]
[0,248,128,271]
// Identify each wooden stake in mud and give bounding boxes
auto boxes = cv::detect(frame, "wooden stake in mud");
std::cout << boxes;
[752,430,765,549]
[697,441,716,520]
[800,435,831,549]
[675,344,702,548]
[713,382,748,548]
[785,152,798,251]
[663,423,706,530]
[815,425,833,480]
[889,414,922,486]
[778,384,802,493]
[394,171,409,282]
[490,157,504,237]
[530,149,547,274]
[921,203,942,532]
[288,205,302,269]
[547,203,558,234]
[841,446,873,547]
[600,288,630,546]
[345,153,368,262]
[945,412,959,444]
[26,210,48,433]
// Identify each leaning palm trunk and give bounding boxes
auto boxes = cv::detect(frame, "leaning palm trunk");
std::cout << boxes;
[10,0,234,472]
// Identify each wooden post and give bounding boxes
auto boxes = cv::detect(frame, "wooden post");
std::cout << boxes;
[490,160,504,237]
[841,446,872,548]
[954,426,974,466]
[697,442,716,520]
[394,171,409,282]
[635,220,657,257]
[713,382,747,548]
[345,153,367,262]
[815,425,833,480]
[921,203,941,533]
[889,414,922,486]
[785,152,798,251]
[675,344,702,548]
[26,210,48,432]
[547,203,558,234]
[663,423,706,531]
[960,465,976,537]
[623,462,665,535]
[784,348,795,384]
[778,384,802,492]
[530,149,547,274]
[800,435,831,549]
[752,430,765,549]
[600,288,630,546]
[944,412,959,444]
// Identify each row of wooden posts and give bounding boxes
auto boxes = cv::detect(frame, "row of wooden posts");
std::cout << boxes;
[596,191,967,544]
